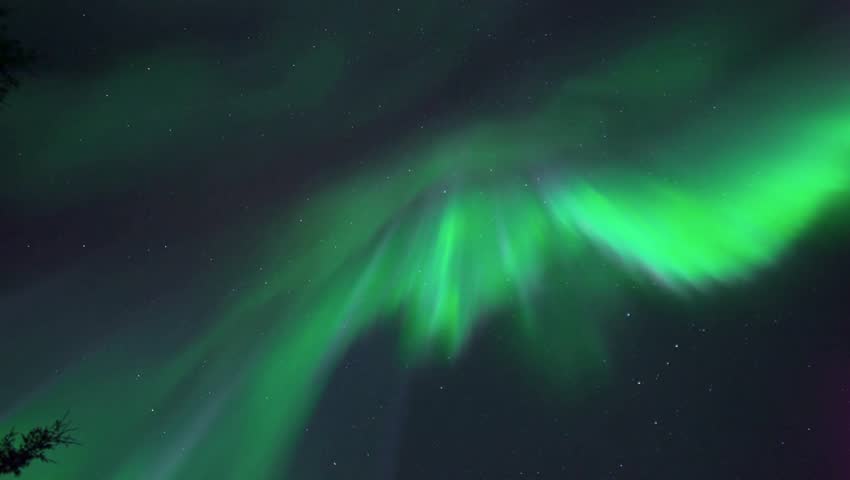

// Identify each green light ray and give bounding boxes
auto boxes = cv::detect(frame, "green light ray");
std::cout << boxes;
[3,8,849,478]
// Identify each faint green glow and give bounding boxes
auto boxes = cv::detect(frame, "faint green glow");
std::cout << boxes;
[4,8,849,480]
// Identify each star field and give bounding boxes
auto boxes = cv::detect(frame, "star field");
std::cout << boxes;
[1,1,850,479]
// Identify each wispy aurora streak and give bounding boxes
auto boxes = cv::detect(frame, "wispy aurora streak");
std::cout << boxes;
[5,15,850,480]
[136,76,849,480]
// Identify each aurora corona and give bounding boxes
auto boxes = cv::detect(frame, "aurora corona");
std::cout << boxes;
[2,4,848,479]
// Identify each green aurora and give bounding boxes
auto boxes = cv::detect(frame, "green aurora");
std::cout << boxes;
[1,2,849,479]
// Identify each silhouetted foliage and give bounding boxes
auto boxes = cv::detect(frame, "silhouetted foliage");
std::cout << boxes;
[0,7,34,103]
[0,414,78,476]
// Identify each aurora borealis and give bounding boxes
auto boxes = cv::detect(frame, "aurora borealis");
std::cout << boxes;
[2,1,850,478]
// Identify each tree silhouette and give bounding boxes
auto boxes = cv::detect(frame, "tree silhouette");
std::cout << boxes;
[0,7,34,103]
[0,414,78,476]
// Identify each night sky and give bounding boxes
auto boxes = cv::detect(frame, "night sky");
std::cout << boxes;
[2,1,850,479]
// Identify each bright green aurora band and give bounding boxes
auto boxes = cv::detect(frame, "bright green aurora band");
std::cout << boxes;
[3,8,849,480]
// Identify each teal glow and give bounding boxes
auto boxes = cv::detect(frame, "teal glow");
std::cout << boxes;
[2,5,848,479]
